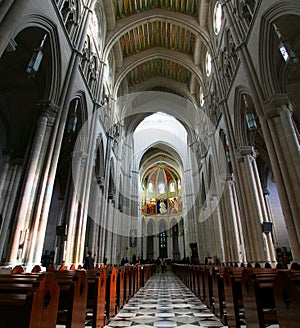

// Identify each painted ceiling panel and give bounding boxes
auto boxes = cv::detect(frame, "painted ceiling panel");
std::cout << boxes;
[113,0,199,95]
[119,21,195,57]
[113,0,199,20]
[142,163,181,186]
[127,58,190,86]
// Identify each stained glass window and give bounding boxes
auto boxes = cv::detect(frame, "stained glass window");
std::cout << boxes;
[206,51,212,76]
[148,181,154,193]
[169,181,176,193]
[199,86,205,107]
[213,2,222,35]
[158,182,165,194]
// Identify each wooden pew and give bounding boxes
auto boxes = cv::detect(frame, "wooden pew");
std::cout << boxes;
[58,264,67,271]
[241,268,278,328]
[124,265,130,303]
[130,265,136,296]
[53,270,88,328]
[105,267,117,323]
[141,264,145,286]
[143,264,151,283]
[223,267,244,328]
[85,268,106,328]
[31,264,42,272]
[273,270,300,328]
[136,264,141,291]
[11,264,25,273]
[194,265,202,297]
[197,265,206,302]
[47,264,56,272]
[203,265,213,309]
[0,272,59,328]
[210,266,226,323]
[190,265,197,294]
[116,266,125,311]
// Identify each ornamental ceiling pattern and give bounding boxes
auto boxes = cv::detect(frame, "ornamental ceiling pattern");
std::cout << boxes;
[142,163,180,186]
[127,58,190,87]
[119,21,196,57]
[111,0,200,96]
[113,0,199,19]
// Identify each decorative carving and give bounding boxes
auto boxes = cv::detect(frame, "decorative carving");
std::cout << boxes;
[36,101,59,127]
[61,0,77,32]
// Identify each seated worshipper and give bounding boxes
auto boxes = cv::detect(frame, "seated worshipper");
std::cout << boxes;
[83,251,95,269]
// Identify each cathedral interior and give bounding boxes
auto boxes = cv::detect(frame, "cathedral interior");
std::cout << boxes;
[0,0,299,271]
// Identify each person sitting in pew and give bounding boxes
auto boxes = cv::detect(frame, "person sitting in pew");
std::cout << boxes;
[83,251,95,269]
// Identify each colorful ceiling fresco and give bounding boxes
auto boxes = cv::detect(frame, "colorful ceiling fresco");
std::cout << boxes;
[126,58,190,86]
[113,0,199,96]
[119,21,196,57]
[142,163,180,187]
[113,0,199,19]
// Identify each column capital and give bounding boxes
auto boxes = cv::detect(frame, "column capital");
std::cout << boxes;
[36,101,59,126]
[264,94,292,118]
[235,146,257,161]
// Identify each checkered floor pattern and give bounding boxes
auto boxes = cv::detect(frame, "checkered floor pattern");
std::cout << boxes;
[104,271,225,327]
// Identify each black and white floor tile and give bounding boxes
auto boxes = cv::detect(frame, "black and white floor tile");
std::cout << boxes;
[104,271,226,328]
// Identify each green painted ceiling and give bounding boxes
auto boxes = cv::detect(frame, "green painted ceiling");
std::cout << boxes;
[112,0,200,95]
[113,0,198,19]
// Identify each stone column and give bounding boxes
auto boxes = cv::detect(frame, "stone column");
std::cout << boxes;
[167,229,172,259]
[25,102,58,266]
[73,151,89,265]
[7,102,58,265]
[265,95,300,261]
[96,187,105,264]
[227,177,245,263]
[105,199,114,264]
[153,223,159,259]
[64,150,87,266]
[0,160,10,211]
[111,203,119,264]
[141,224,146,260]
[99,133,113,263]
[33,0,95,267]
[235,146,274,263]
[220,175,247,263]
[0,156,23,262]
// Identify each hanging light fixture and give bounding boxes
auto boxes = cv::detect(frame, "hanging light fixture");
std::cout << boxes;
[67,99,79,141]
[225,146,231,164]
[273,23,299,65]
[26,34,47,78]
[243,95,257,131]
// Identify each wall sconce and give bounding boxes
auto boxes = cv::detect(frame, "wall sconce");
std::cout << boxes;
[26,34,47,78]
[273,23,299,65]
[243,95,257,131]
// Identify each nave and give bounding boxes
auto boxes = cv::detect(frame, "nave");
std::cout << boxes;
[104,271,225,328]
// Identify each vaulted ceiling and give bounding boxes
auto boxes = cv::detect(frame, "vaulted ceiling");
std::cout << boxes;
[103,0,210,101]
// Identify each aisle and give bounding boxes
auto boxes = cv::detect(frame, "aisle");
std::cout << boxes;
[105,271,225,327]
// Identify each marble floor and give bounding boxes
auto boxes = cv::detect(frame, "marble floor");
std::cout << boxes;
[104,271,226,328]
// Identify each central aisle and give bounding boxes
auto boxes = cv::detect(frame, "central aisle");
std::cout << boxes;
[105,271,225,327]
